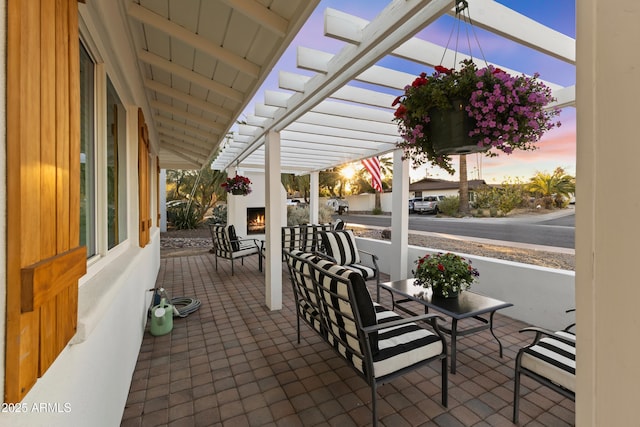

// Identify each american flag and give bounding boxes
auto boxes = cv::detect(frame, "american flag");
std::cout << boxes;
[361,156,382,192]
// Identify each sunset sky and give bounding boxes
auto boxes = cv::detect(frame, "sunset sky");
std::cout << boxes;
[243,0,576,184]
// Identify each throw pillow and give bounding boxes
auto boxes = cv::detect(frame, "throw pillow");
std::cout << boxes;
[320,230,361,265]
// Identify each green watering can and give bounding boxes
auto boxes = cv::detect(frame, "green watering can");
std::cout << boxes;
[150,297,173,336]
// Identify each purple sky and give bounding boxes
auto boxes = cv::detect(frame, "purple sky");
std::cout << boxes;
[245,0,576,183]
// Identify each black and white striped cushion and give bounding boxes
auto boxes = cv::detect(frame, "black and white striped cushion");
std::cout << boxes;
[521,331,576,392]
[343,263,376,279]
[373,304,443,379]
[321,230,361,266]
[282,226,304,252]
[313,262,375,373]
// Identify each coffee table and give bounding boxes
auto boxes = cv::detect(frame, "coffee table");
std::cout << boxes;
[378,278,513,374]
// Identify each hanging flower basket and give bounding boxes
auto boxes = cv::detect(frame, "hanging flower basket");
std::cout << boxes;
[222,174,252,196]
[393,60,561,174]
[428,98,481,156]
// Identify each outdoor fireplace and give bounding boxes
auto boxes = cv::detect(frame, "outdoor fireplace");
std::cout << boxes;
[247,207,265,235]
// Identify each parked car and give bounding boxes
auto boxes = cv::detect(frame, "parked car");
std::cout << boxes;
[286,198,303,206]
[326,198,349,215]
[408,197,422,213]
[413,195,445,214]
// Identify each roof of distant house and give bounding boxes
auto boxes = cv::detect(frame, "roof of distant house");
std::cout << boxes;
[409,178,488,191]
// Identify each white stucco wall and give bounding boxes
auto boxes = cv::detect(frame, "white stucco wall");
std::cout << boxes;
[0,236,159,427]
[355,237,575,331]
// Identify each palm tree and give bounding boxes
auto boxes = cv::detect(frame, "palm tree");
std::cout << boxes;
[458,155,470,215]
[528,167,576,208]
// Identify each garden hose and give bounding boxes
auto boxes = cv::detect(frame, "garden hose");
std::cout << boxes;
[169,296,201,317]
[149,288,201,318]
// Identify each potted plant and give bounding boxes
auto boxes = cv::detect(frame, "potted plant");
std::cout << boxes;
[222,174,252,196]
[413,252,479,298]
[392,60,561,174]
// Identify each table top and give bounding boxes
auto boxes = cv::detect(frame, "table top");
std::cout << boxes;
[379,278,513,319]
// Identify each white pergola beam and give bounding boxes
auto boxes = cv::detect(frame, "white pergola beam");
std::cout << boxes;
[227,0,454,167]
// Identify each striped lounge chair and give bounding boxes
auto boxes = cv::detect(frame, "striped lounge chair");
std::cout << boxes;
[208,224,262,275]
[286,251,447,426]
[319,229,379,286]
[513,327,576,423]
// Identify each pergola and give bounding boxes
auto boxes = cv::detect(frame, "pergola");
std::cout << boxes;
[125,0,575,309]
[125,0,575,173]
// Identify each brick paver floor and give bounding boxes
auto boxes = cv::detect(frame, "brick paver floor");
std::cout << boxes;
[120,253,574,426]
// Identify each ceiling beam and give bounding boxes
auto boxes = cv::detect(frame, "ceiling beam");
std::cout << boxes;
[144,79,233,120]
[149,100,226,133]
[138,50,244,103]
[153,116,221,142]
[128,2,260,78]
[156,128,214,152]
[219,0,288,37]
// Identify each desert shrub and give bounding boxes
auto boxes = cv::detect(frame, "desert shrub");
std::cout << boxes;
[438,196,460,216]
[287,204,334,225]
[208,204,227,225]
[371,207,383,215]
[287,205,309,226]
[472,180,528,214]
[172,205,200,229]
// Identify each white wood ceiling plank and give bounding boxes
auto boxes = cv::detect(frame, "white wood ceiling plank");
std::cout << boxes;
[144,79,233,120]
[154,116,220,141]
[138,50,244,103]
[128,2,260,78]
[219,0,288,37]
[157,127,214,151]
[149,100,226,132]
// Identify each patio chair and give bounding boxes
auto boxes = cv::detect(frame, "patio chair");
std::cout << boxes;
[208,224,262,275]
[304,253,448,426]
[282,249,325,343]
[512,327,576,423]
[319,229,379,286]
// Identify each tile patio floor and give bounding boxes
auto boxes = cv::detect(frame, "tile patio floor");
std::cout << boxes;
[120,253,574,427]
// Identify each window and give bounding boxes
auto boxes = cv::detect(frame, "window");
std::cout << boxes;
[80,42,129,257]
[106,78,127,249]
[80,43,96,257]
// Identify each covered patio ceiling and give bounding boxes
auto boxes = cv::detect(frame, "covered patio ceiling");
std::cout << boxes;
[125,0,575,174]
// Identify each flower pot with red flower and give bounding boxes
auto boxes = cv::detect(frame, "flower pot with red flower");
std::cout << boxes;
[222,174,252,196]
[393,60,561,174]
[413,252,479,298]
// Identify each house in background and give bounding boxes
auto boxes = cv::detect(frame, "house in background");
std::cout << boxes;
[409,177,487,203]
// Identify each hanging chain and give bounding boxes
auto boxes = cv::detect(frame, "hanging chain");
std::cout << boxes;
[438,0,489,70]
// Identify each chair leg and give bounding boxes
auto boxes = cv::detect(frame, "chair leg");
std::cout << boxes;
[231,258,235,276]
[442,356,448,407]
[371,383,377,427]
[513,354,523,423]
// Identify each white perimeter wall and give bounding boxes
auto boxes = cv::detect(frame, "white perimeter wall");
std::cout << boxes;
[355,237,575,331]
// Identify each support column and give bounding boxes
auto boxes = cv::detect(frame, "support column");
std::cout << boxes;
[576,1,640,424]
[309,171,319,224]
[265,131,282,310]
[390,149,409,280]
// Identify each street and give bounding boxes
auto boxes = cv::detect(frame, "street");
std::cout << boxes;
[335,210,575,249]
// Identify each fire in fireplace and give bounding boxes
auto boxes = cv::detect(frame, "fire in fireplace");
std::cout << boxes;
[247,207,265,235]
